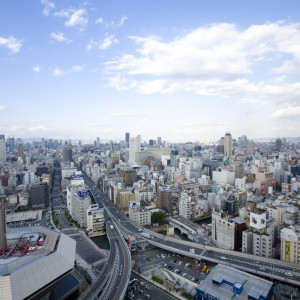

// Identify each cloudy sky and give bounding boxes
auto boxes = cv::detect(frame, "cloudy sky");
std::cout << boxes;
[1,0,300,142]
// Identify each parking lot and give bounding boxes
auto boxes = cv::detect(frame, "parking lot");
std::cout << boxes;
[132,249,215,285]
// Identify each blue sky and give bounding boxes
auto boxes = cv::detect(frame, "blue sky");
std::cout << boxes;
[1,0,300,142]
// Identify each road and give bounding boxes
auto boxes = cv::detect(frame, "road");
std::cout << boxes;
[83,173,300,288]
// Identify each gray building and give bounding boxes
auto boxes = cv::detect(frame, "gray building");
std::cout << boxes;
[0,195,7,251]
[30,183,49,208]
[0,135,6,163]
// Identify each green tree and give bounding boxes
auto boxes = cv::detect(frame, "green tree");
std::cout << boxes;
[151,211,166,225]
[275,182,282,192]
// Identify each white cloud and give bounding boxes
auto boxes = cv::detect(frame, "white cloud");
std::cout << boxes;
[33,65,41,72]
[95,17,103,24]
[87,34,118,51]
[0,106,5,111]
[106,15,128,28]
[50,32,72,43]
[29,125,46,132]
[54,8,88,31]
[52,65,83,76]
[108,111,137,117]
[272,106,300,119]
[105,22,300,105]
[0,36,22,53]
[99,34,118,50]
[41,0,54,16]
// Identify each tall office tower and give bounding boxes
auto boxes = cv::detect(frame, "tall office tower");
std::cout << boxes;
[276,138,282,151]
[224,132,232,158]
[97,137,100,148]
[18,143,24,158]
[41,138,45,148]
[149,139,154,146]
[157,137,162,145]
[125,132,130,148]
[129,135,141,163]
[0,195,7,251]
[0,135,6,163]
[62,148,73,163]
[247,140,255,155]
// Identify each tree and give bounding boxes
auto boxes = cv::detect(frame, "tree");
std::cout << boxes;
[151,211,166,225]
[275,182,282,192]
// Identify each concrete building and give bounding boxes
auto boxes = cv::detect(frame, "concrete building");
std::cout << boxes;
[195,264,273,300]
[212,211,236,250]
[119,169,137,187]
[129,135,141,163]
[62,148,73,163]
[128,206,151,226]
[30,183,49,208]
[280,226,300,263]
[224,132,232,158]
[125,132,130,148]
[179,193,192,219]
[67,185,91,228]
[157,187,172,212]
[0,227,75,300]
[87,204,105,237]
[257,202,287,224]
[0,135,6,163]
[118,191,135,209]
[213,169,235,185]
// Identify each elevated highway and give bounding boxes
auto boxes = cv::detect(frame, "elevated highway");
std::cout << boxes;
[83,173,300,296]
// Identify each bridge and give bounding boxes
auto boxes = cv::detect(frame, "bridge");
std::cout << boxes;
[82,173,300,299]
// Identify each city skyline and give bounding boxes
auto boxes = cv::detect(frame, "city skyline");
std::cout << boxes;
[1,0,300,141]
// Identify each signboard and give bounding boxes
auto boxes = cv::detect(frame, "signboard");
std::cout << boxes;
[77,189,90,198]
[71,174,84,180]
[129,202,140,208]
[250,211,266,230]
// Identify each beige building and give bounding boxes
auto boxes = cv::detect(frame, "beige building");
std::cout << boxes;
[128,207,151,226]
[224,132,232,158]
[118,191,135,209]
[257,202,287,224]
[87,204,105,237]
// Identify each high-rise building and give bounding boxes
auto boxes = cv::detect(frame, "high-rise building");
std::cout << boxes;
[157,137,162,145]
[62,148,73,163]
[30,183,49,208]
[247,140,255,155]
[179,193,192,219]
[18,143,24,158]
[129,135,141,163]
[157,187,171,212]
[149,139,154,146]
[97,137,100,148]
[276,138,282,151]
[0,195,7,251]
[224,132,232,158]
[280,226,300,263]
[0,135,6,163]
[125,132,130,147]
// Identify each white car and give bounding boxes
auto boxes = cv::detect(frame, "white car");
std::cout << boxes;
[220,256,227,260]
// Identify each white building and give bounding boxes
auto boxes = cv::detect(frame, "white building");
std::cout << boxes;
[179,193,192,219]
[23,171,35,185]
[67,185,91,228]
[128,207,151,226]
[87,204,105,237]
[213,169,235,185]
[129,135,141,163]
[212,211,236,250]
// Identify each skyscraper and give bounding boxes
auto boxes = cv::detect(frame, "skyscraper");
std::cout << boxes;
[0,135,6,163]
[276,138,282,151]
[157,137,162,145]
[18,143,24,158]
[129,135,141,163]
[62,148,73,163]
[97,137,100,148]
[224,132,232,158]
[125,132,130,148]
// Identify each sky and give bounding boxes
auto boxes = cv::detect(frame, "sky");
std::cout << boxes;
[1,0,300,143]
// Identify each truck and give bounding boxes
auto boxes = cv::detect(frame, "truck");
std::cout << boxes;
[110,225,114,230]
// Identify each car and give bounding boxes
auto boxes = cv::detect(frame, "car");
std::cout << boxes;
[220,256,227,260]
[285,272,292,276]
[182,273,187,277]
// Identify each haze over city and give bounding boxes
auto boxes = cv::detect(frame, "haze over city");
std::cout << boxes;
[1,0,300,142]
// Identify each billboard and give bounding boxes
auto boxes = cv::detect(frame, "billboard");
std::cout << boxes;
[71,174,84,180]
[129,202,140,208]
[250,211,266,230]
[77,189,90,198]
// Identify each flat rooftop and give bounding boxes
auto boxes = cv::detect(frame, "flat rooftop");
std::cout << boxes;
[196,264,273,300]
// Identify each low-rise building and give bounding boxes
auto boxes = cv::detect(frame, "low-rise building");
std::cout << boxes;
[87,204,105,237]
